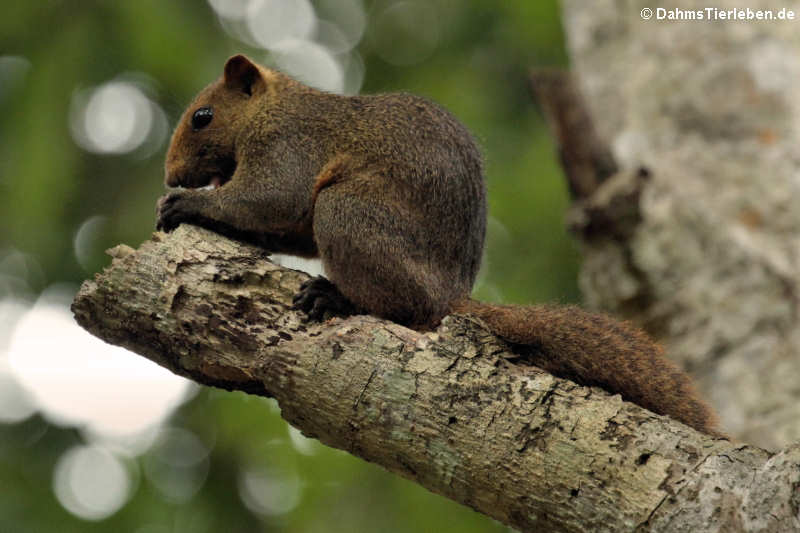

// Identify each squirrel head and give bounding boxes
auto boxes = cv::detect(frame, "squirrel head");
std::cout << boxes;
[164,54,279,189]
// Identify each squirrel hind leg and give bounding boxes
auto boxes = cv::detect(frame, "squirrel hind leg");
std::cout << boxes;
[320,249,451,328]
[312,184,468,329]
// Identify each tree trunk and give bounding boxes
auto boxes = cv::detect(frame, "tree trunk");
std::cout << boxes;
[559,0,800,450]
[72,226,800,532]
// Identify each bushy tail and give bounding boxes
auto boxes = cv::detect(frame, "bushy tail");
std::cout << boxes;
[452,299,720,435]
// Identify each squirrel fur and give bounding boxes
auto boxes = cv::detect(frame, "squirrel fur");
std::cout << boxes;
[157,54,719,436]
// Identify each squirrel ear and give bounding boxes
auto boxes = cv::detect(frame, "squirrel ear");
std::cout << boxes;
[223,54,263,96]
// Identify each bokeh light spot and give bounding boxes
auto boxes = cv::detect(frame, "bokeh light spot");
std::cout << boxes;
[53,445,133,521]
[0,248,45,298]
[7,285,193,443]
[370,1,440,66]
[143,428,210,503]
[238,465,302,516]
[314,0,366,53]
[270,39,344,93]
[313,19,353,55]
[246,0,316,49]
[0,371,36,424]
[340,51,365,96]
[73,215,108,273]
[70,80,164,155]
[207,0,252,19]
[287,424,319,455]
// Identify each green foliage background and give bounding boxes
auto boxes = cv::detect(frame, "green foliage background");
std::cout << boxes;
[0,1,576,531]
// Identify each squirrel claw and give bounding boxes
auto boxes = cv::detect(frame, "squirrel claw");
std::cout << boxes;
[156,192,183,232]
[292,276,357,321]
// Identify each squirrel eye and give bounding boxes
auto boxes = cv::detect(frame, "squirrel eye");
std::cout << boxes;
[191,107,213,130]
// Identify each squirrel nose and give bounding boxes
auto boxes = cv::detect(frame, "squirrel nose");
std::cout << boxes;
[164,160,181,187]
[164,147,184,186]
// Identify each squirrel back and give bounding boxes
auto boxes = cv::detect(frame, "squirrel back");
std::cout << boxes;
[157,55,720,436]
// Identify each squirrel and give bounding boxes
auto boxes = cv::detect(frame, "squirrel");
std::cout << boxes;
[157,54,720,436]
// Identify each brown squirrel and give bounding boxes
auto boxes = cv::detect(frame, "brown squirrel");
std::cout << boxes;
[157,55,719,436]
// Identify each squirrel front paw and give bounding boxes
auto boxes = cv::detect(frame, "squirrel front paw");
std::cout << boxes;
[156,191,195,232]
[292,276,358,321]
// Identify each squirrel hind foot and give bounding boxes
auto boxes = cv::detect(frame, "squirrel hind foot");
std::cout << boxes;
[292,276,361,322]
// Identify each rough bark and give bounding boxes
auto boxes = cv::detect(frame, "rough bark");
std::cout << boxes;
[72,225,800,533]
[560,0,800,450]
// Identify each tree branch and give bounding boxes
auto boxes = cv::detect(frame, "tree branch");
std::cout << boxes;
[71,225,800,532]
[529,68,618,200]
